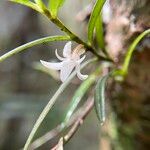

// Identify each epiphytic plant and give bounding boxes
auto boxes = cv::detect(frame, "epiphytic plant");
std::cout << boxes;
[0,0,149,150]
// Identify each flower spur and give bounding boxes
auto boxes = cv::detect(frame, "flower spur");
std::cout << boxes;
[40,41,88,82]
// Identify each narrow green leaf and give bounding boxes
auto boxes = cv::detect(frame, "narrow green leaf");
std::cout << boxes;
[96,14,109,57]
[95,14,105,50]
[121,28,150,76]
[10,0,40,12]
[49,0,65,17]
[0,35,70,62]
[62,68,101,127]
[94,72,111,125]
[88,0,106,45]
[34,0,43,6]
[34,0,46,10]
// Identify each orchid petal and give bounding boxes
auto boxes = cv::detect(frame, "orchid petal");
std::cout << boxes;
[77,55,86,63]
[63,41,72,58]
[40,60,62,70]
[76,65,88,80]
[60,60,75,82]
[77,71,88,80]
[55,49,65,61]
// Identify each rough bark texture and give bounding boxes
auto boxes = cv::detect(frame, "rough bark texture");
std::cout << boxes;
[105,0,150,150]
[111,49,150,150]
[106,0,150,60]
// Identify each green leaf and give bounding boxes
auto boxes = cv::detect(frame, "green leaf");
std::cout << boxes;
[62,69,101,127]
[10,0,39,11]
[94,72,111,125]
[0,35,70,62]
[11,0,30,5]
[121,28,150,76]
[95,14,105,50]
[88,0,106,45]
[34,0,46,10]
[49,0,65,17]
[95,14,109,57]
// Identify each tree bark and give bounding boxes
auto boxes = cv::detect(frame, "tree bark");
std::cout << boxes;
[106,0,150,60]
[102,0,150,150]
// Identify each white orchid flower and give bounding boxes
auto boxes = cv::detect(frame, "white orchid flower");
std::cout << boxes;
[40,41,88,82]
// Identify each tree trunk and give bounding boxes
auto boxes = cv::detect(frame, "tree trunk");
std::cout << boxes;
[101,0,150,150]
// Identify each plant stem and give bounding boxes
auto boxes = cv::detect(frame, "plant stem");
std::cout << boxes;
[63,97,94,144]
[0,35,70,62]
[9,2,112,62]
[23,58,97,150]
[43,9,112,62]
[30,97,94,150]
[51,97,94,149]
